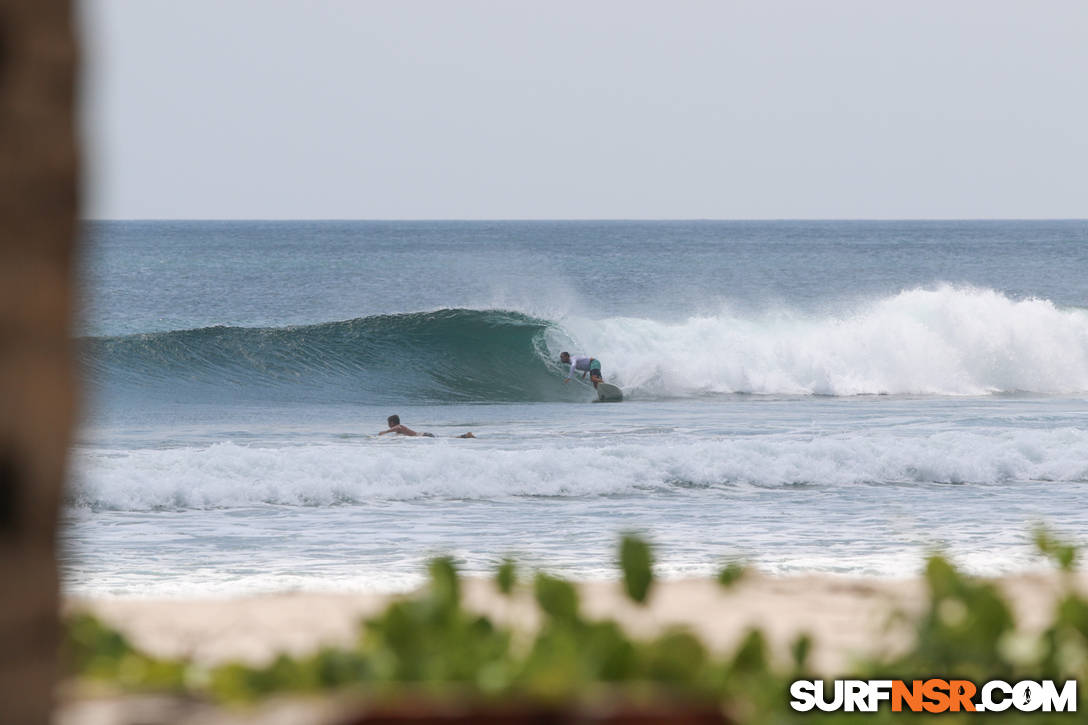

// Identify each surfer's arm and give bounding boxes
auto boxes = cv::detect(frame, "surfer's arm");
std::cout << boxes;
[379,425,417,436]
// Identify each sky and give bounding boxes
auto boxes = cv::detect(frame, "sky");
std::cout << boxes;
[79,1,1088,220]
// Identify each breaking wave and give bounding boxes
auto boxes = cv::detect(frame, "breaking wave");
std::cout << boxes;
[81,287,1088,402]
[69,427,1088,511]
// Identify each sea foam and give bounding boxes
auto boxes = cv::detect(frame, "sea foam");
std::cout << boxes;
[564,286,1088,397]
[69,426,1088,511]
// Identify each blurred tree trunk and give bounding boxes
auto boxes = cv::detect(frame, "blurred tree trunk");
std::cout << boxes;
[0,1,78,724]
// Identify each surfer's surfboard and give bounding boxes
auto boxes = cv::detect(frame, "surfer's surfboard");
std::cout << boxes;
[594,382,624,402]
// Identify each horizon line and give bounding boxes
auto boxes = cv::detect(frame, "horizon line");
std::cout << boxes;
[81,217,1088,223]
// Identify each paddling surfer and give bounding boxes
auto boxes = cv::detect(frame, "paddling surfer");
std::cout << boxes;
[379,414,475,438]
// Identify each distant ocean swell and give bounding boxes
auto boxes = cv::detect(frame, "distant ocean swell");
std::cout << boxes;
[69,427,1088,511]
[81,287,1088,402]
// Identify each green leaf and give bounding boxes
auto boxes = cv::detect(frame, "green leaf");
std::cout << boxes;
[1034,526,1079,573]
[619,534,654,604]
[496,558,517,595]
[717,561,747,589]
[790,633,812,671]
[428,556,460,612]
[533,573,579,622]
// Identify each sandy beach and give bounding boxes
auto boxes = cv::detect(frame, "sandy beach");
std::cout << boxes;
[58,570,1086,724]
[66,570,1083,674]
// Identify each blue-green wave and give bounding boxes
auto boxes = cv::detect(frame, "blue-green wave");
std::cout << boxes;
[80,309,583,404]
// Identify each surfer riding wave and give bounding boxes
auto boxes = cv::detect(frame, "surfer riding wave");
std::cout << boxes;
[559,352,603,389]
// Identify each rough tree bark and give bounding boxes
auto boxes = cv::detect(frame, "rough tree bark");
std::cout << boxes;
[0,1,78,724]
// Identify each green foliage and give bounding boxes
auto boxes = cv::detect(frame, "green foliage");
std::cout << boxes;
[533,572,579,623]
[495,557,517,595]
[643,629,710,686]
[1034,526,1078,572]
[619,534,654,604]
[789,633,812,672]
[63,532,1088,723]
[717,561,747,588]
[897,555,1017,679]
[361,557,510,687]
[65,612,188,692]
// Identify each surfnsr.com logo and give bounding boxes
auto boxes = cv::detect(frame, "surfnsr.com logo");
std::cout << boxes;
[790,679,1078,713]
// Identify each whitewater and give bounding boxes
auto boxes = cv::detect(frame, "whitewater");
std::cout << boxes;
[67,220,1088,596]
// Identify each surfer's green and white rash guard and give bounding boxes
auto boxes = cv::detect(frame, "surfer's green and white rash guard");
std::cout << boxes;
[566,355,597,379]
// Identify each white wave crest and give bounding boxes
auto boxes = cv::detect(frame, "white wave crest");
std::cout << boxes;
[70,428,1088,511]
[557,286,1088,396]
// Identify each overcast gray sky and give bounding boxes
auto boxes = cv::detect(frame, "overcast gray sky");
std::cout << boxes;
[80,1,1088,219]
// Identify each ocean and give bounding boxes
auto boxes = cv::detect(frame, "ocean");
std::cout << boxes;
[66,220,1088,596]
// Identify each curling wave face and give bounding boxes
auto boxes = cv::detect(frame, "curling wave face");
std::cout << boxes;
[81,309,580,404]
[81,286,1088,403]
